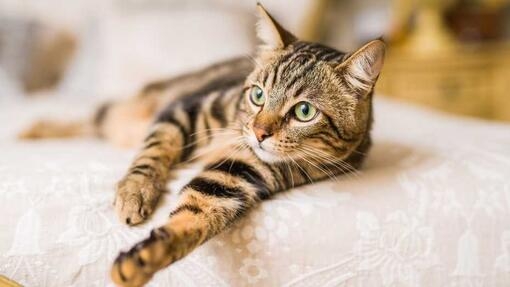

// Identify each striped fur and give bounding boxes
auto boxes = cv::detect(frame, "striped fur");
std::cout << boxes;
[111,46,383,287]
[19,4,384,287]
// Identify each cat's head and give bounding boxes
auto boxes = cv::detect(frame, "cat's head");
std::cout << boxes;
[240,3,385,164]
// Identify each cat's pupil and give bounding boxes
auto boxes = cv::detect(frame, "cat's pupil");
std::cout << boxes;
[300,103,309,115]
[249,86,265,106]
[255,88,263,99]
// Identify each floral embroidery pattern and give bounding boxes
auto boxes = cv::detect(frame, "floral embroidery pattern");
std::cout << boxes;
[239,258,268,284]
[2,99,510,286]
[355,211,437,286]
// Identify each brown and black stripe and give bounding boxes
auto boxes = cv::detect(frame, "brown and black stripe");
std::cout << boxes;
[111,17,383,286]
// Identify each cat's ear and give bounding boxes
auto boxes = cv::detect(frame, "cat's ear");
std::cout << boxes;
[256,3,296,49]
[336,39,386,93]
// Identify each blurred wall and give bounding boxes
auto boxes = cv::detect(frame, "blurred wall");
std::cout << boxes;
[0,0,317,99]
[324,0,392,51]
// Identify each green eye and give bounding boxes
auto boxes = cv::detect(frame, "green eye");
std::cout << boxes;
[249,86,265,106]
[294,102,317,122]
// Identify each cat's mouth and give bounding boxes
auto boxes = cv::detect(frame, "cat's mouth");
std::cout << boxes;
[245,135,283,163]
[252,145,281,163]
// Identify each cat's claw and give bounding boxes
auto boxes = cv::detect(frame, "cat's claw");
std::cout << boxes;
[114,178,163,225]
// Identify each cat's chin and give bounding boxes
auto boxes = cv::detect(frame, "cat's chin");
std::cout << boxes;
[251,146,282,163]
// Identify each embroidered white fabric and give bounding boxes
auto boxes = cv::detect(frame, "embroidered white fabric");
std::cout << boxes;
[0,97,509,287]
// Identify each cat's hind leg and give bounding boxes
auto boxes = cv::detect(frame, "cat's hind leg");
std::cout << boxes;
[18,97,156,148]
[18,119,94,140]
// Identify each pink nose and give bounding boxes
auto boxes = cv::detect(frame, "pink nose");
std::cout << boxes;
[253,126,273,142]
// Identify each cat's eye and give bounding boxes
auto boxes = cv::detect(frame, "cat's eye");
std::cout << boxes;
[294,102,317,122]
[249,86,265,106]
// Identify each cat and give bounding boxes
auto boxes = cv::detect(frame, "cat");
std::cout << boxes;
[19,4,385,286]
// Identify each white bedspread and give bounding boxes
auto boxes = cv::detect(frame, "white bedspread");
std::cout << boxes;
[1,97,509,287]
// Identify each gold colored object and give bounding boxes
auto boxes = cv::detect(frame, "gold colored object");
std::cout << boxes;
[401,0,457,54]
[0,275,22,287]
[377,42,510,121]
[300,0,329,42]
[382,0,510,121]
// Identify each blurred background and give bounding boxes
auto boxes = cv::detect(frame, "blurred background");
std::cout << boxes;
[1,0,510,121]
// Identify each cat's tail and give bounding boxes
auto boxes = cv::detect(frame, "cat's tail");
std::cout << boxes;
[17,102,111,140]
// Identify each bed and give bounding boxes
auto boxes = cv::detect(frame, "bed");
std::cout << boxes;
[1,95,509,287]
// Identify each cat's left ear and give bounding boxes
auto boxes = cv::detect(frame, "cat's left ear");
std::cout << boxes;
[336,39,386,94]
[256,3,296,49]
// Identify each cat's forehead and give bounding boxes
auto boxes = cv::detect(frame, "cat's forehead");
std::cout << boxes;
[284,42,346,65]
[256,42,345,84]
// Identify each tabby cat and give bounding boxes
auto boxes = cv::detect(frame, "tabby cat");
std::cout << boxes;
[20,4,385,287]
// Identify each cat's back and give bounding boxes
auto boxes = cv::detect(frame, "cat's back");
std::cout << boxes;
[141,56,254,109]
[93,57,253,148]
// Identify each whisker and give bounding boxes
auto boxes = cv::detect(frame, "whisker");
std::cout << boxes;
[300,144,362,175]
[298,145,362,180]
[178,136,246,165]
[179,131,240,150]
[305,152,360,181]
[188,126,241,137]
[296,150,338,182]
[288,155,314,184]
[284,156,296,188]
[209,141,248,169]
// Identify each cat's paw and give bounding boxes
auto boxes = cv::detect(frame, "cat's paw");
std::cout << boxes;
[114,177,163,225]
[111,227,174,287]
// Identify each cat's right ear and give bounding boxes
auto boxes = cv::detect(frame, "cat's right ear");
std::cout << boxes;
[256,3,296,50]
[336,39,386,94]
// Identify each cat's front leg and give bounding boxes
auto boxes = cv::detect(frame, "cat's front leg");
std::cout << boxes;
[115,175,164,225]
[111,153,276,286]
[115,122,186,225]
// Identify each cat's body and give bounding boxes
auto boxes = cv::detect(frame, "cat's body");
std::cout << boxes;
[19,57,254,148]
[20,5,384,287]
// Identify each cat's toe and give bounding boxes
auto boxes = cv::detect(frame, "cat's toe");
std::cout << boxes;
[111,252,151,287]
[114,179,162,225]
[115,195,145,225]
[111,228,174,286]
